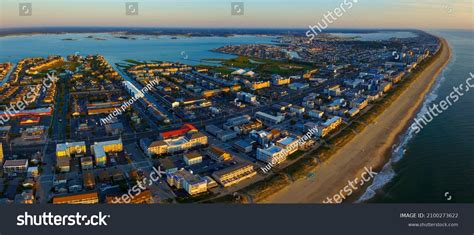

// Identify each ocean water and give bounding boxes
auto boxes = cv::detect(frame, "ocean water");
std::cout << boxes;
[1,30,472,203]
[359,30,474,203]
[0,33,276,65]
[330,31,418,41]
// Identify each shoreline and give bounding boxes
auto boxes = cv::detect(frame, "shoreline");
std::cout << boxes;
[261,36,452,204]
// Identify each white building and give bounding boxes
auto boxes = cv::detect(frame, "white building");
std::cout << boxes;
[256,145,287,164]
[255,111,285,125]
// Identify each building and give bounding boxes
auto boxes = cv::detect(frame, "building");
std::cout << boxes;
[250,130,272,146]
[81,156,94,170]
[3,159,28,174]
[317,116,343,137]
[250,81,270,90]
[56,141,87,158]
[91,139,123,167]
[0,126,11,141]
[0,142,3,164]
[212,163,257,187]
[205,124,224,137]
[159,158,178,174]
[166,169,208,196]
[183,151,203,166]
[256,145,287,164]
[272,76,291,86]
[380,81,393,93]
[147,132,208,156]
[0,107,53,119]
[56,156,70,173]
[14,190,35,204]
[308,109,324,119]
[224,115,251,129]
[325,84,342,96]
[255,111,284,125]
[289,82,309,90]
[207,146,232,162]
[289,105,305,115]
[105,122,124,135]
[276,136,299,155]
[217,130,238,142]
[160,123,197,140]
[233,139,254,153]
[106,190,154,204]
[236,119,263,134]
[68,179,83,193]
[83,172,96,190]
[21,126,46,141]
[204,176,218,189]
[52,192,99,204]
[236,92,257,104]
[27,167,39,178]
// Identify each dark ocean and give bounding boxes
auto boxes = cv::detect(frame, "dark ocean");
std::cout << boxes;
[359,30,474,203]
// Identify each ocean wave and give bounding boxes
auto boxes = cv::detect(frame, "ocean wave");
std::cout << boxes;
[356,53,454,203]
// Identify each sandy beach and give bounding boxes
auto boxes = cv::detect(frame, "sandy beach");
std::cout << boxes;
[262,37,452,204]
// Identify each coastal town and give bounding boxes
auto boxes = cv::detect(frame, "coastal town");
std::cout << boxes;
[0,31,441,204]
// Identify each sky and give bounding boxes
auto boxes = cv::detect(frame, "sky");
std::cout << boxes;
[0,0,473,29]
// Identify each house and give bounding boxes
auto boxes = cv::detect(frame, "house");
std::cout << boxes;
[183,151,203,166]
[207,146,232,162]
[83,172,96,190]
[3,159,28,174]
[52,191,99,204]
[56,157,70,173]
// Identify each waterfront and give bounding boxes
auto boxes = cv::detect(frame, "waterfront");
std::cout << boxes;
[0,30,469,204]
[264,34,451,203]
[366,30,474,203]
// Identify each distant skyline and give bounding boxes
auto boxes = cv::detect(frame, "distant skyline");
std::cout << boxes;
[1,0,473,29]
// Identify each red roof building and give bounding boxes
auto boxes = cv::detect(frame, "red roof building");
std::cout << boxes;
[160,123,197,139]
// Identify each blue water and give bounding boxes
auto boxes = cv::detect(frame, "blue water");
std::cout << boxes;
[330,31,418,41]
[0,33,276,65]
[1,30,473,203]
[358,30,474,203]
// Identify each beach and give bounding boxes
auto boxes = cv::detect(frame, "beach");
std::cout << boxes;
[262,37,452,203]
